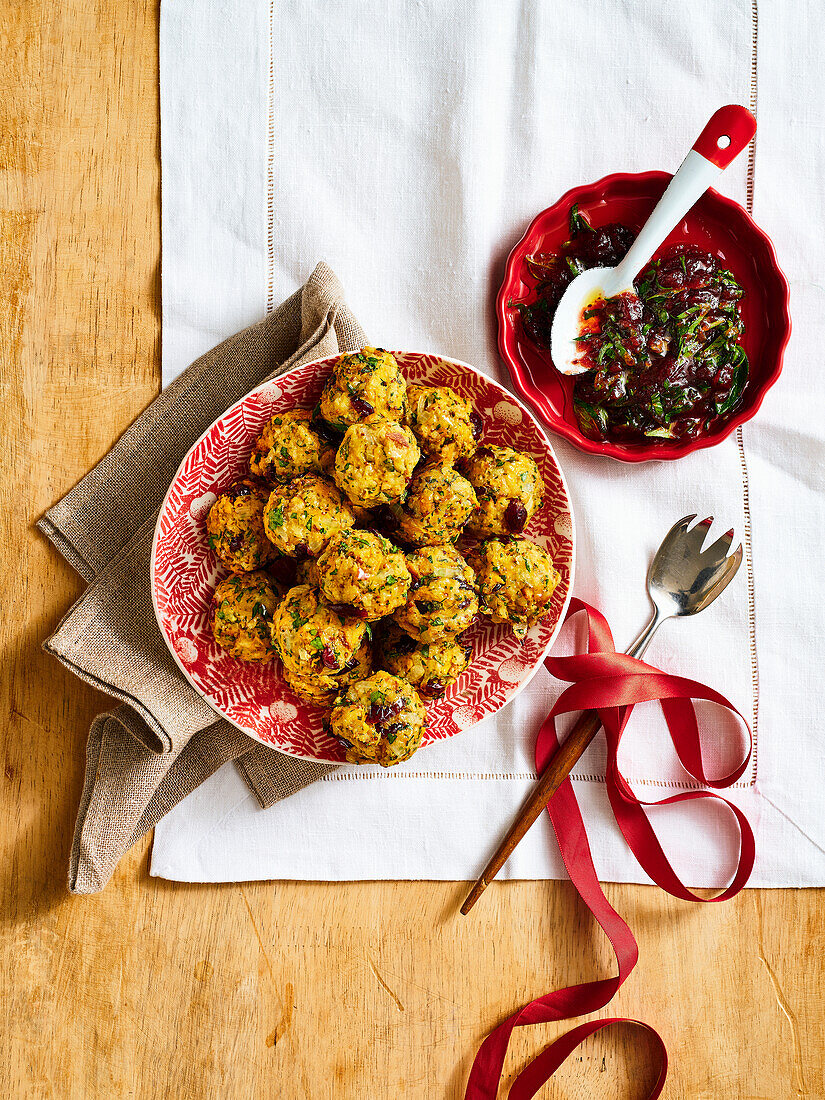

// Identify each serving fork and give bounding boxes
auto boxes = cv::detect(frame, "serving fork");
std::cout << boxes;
[461,514,743,915]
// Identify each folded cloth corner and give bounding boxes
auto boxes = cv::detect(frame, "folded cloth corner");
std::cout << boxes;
[39,262,363,893]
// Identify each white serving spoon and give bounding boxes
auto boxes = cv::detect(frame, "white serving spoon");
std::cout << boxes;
[550,104,757,376]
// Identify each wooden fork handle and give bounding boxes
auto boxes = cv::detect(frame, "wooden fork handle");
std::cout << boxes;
[460,709,602,915]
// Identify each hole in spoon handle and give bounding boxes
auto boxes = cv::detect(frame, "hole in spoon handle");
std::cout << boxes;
[692,104,756,169]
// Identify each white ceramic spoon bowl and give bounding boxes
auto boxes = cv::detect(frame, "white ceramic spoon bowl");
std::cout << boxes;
[550,104,757,376]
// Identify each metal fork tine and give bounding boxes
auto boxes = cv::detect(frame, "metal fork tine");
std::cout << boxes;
[667,513,697,541]
[681,515,714,556]
[702,527,736,565]
[703,544,744,605]
[720,542,743,576]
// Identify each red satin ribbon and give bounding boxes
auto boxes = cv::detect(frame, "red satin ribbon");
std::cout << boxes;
[464,599,754,1099]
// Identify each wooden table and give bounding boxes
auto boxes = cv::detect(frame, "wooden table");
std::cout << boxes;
[2,4,822,1097]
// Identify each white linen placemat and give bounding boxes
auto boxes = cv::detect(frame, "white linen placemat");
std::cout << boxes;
[153,0,825,886]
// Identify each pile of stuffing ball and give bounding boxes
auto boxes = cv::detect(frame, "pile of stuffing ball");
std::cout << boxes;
[205,348,560,767]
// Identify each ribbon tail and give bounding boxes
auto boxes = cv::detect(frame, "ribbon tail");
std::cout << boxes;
[463,597,753,1098]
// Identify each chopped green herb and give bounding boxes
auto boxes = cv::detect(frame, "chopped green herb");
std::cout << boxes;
[568,203,594,236]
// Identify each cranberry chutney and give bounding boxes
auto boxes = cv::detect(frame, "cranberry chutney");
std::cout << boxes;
[512,205,749,444]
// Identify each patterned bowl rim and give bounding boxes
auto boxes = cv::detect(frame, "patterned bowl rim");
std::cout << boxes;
[149,350,577,762]
[497,170,792,462]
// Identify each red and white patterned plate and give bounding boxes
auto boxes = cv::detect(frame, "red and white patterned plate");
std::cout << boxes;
[151,351,575,763]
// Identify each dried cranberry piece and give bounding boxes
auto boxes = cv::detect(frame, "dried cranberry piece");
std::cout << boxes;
[328,601,354,617]
[715,364,734,390]
[685,287,721,312]
[321,644,340,670]
[475,444,494,459]
[368,699,404,723]
[625,295,644,323]
[648,331,670,357]
[424,679,446,698]
[682,253,716,288]
[574,222,634,268]
[504,500,528,533]
[522,296,561,348]
[224,480,254,500]
[468,410,483,440]
[379,722,405,740]
[657,248,715,290]
[312,418,341,444]
[335,735,353,749]
[293,542,309,559]
[720,283,743,304]
[228,534,244,553]
[351,396,375,417]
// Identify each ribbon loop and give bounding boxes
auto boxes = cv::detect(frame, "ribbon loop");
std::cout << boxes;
[463,600,754,1099]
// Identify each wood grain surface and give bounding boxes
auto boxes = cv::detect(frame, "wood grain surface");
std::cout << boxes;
[1,3,822,1097]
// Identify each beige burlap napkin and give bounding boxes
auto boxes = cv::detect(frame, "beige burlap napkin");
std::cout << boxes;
[40,262,364,893]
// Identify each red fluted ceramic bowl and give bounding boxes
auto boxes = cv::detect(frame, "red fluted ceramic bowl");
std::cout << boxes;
[151,351,575,763]
[497,172,791,462]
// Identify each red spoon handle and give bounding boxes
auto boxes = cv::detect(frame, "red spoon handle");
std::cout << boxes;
[692,104,756,169]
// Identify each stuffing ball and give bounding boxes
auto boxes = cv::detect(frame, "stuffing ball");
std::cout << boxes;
[327,670,426,767]
[394,462,478,547]
[272,584,366,676]
[376,621,472,699]
[283,635,372,706]
[205,478,275,573]
[461,445,545,538]
[334,416,420,507]
[319,347,407,432]
[406,383,481,464]
[393,544,478,642]
[209,571,280,662]
[316,529,411,621]
[249,408,335,484]
[263,474,355,558]
[470,537,560,639]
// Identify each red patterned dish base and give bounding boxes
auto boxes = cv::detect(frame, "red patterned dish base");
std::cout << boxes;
[151,352,575,763]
